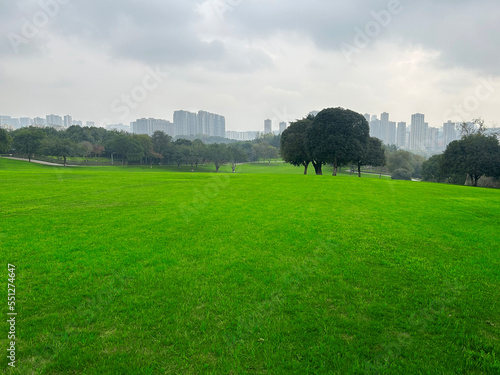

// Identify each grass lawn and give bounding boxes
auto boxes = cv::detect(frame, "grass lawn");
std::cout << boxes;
[1,158,499,374]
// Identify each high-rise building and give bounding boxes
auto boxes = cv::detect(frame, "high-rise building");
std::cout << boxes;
[409,113,426,151]
[443,121,457,148]
[427,127,439,150]
[72,120,83,126]
[396,122,406,148]
[279,121,287,134]
[20,117,33,127]
[132,118,150,135]
[34,117,46,126]
[264,119,272,134]
[363,113,370,123]
[86,121,95,127]
[174,110,197,136]
[370,118,381,140]
[46,114,63,127]
[64,115,72,128]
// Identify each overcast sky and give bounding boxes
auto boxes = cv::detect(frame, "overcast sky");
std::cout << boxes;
[1,0,499,131]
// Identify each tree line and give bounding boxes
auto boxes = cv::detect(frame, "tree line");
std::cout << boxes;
[0,125,281,172]
[280,107,386,176]
[421,121,500,187]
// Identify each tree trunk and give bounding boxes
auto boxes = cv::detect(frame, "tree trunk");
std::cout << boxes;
[28,154,32,162]
[332,162,337,176]
[358,163,361,177]
[232,164,236,173]
[303,162,308,175]
[63,156,67,166]
[216,165,220,173]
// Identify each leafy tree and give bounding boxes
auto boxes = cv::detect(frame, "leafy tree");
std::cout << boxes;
[391,168,412,180]
[41,137,78,166]
[281,118,313,174]
[0,128,12,153]
[12,127,46,162]
[386,150,412,173]
[106,133,143,166]
[207,143,230,173]
[191,139,206,169]
[229,144,248,173]
[441,134,500,187]
[307,108,369,176]
[421,154,445,183]
[354,137,385,177]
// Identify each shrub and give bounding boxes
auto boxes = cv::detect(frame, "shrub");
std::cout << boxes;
[391,168,412,180]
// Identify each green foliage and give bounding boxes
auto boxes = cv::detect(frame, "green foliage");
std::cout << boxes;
[280,118,313,174]
[355,137,386,177]
[386,150,425,178]
[442,134,500,187]
[12,127,47,161]
[422,154,445,182]
[391,168,412,180]
[0,127,13,152]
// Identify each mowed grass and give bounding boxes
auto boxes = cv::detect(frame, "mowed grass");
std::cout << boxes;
[1,158,499,374]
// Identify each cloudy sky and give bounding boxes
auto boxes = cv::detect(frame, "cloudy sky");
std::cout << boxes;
[1,0,499,131]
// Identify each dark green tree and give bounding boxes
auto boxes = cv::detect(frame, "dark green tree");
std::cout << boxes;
[229,144,248,173]
[41,137,78,166]
[207,143,230,173]
[421,154,446,183]
[281,118,313,174]
[441,134,500,187]
[12,127,46,162]
[307,108,369,176]
[354,137,386,177]
[0,128,12,153]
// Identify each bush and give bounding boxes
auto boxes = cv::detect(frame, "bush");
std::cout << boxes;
[391,168,412,180]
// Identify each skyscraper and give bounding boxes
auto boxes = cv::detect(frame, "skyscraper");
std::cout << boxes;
[46,114,63,127]
[396,122,406,148]
[264,119,272,134]
[174,110,197,136]
[409,113,426,150]
[64,115,72,128]
[443,121,457,148]
[279,121,287,134]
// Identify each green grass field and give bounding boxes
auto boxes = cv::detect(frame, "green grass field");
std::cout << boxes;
[1,158,499,374]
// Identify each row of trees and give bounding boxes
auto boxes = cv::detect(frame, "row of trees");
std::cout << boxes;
[0,125,281,172]
[422,122,500,187]
[280,108,385,176]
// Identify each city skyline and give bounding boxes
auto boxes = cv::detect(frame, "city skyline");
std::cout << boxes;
[0,1,499,132]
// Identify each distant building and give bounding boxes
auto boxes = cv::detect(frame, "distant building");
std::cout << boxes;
[86,121,95,127]
[20,117,33,127]
[34,117,46,126]
[443,121,457,148]
[46,114,63,127]
[309,110,319,117]
[72,120,83,126]
[225,131,259,141]
[396,122,406,148]
[427,127,439,150]
[264,119,272,134]
[409,113,426,151]
[64,115,72,128]
[106,123,130,132]
[279,121,287,134]
[363,113,370,123]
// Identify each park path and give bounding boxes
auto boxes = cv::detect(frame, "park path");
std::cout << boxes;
[1,156,77,167]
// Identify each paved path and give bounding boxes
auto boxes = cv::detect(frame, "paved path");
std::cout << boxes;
[1,156,77,166]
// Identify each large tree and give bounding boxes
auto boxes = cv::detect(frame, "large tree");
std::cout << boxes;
[281,118,313,174]
[0,128,12,153]
[441,134,500,187]
[12,127,46,162]
[207,143,231,173]
[354,137,386,177]
[307,108,370,176]
[41,137,78,166]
